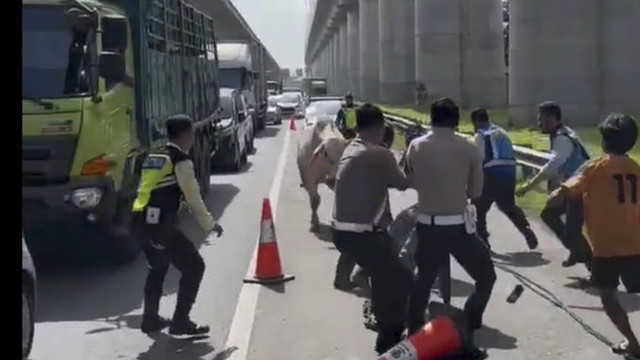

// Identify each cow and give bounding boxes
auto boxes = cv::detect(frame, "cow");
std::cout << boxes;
[297,120,351,232]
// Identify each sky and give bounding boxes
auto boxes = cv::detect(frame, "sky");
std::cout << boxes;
[230,0,311,72]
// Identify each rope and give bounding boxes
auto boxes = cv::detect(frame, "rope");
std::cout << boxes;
[492,260,615,347]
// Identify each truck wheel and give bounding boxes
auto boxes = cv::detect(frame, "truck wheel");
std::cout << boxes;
[107,220,141,265]
[258,114,266,131]
[241,146,248,165]
[231,137,242,172]
[248,132,255,154]
[22,283,34,359]
[199,137,211,196]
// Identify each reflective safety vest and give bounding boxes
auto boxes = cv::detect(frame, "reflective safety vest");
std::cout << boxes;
[553,126,590,181]
[132,144,190,220]
[478,124,517,169]
[344,108,357,130]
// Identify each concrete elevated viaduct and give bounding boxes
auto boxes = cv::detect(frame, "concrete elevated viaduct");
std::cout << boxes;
[306,0,640,126]
[190,0,280,75]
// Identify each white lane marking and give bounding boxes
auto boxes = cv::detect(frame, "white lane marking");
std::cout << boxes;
[221,127,292,360]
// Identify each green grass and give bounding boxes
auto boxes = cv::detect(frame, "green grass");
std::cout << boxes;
[383,104,640,213]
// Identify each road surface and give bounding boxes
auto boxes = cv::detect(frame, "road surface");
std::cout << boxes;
[29,119,639,360]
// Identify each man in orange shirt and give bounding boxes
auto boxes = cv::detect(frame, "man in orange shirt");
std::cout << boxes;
[547,113,640,359]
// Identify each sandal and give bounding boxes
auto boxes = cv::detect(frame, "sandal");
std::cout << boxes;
[612,340,629,354]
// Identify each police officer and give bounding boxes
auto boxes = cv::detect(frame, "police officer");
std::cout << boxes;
[332,105,412,353]
[516,101,591,268]
[132,115,223,335]
[471,108,538,250]
[335,92,357,139]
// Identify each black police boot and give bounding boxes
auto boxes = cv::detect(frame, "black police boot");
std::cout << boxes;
[140,297,171,334]
[523,227,539,250]
[169,318,210,336]
[169,305,209,336]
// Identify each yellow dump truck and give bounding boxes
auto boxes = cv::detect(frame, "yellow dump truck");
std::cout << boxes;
[22,0,220,263]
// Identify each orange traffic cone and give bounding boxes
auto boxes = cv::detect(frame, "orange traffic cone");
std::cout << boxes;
[289,116,297,131]
[377,318,462,360]
[244,198,295,284]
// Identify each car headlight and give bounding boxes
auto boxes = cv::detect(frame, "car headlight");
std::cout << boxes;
[69,187,102,208]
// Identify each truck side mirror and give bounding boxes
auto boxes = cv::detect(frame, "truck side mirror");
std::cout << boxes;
[99,52,126,83]
[102,17,128,51]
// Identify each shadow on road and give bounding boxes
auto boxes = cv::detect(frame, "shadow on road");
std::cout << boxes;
[136,332,215,360]
[211,161,254,175]
[255,126,280,139]
[35,183,240,324]
[564,279,640,313]
[312,223,333,242]
[474,325,518,350]
[492,251,550,268]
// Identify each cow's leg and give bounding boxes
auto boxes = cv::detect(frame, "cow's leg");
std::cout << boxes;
[309,191,321,232]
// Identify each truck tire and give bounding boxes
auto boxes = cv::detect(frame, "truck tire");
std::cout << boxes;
[247,130,255,154]
[108,224,141,264]
[231,136,242,172]
[199,136,211,197]
[22,283,34,359]
[108,156,143,264]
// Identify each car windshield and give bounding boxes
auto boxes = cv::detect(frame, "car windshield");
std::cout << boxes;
[306,101,342,116]
[219,95,234,119]
[279,93,300,103]
[22,5,93,99]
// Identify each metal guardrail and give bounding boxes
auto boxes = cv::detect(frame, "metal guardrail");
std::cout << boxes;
[381,112,552,173]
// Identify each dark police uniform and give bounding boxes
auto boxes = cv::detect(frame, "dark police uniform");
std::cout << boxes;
[473,123,537,249]
[331,137,412,354]
[132,142,214,334]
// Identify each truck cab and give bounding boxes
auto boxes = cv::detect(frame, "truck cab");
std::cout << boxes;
[22,0,219,263]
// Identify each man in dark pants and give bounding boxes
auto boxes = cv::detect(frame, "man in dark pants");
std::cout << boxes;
[334,123,396,292]
[471,108,538,250]
[132,115,224,335]
[405,98,496,336]
[516,101,591,269]
[331,104,412,354]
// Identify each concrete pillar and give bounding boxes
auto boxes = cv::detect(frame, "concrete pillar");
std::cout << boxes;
[379,0,415,105]
[339,21,349,94]
[335,36,342,93]
[462,0,507,108]
[415,0,506,109]
[601,0,640,119]
[328,35,336,93]
[509,0,600,126]
[359,0,380,101]
[347,5,361,97]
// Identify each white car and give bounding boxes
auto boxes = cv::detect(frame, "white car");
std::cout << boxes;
[277,92,305,119]
[304,100,343,127]
[266,95,282,124]
[22,236,36,359]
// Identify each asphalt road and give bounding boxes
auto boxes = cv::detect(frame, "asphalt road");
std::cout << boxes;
[28,120,640,360]
[29,123,286,360]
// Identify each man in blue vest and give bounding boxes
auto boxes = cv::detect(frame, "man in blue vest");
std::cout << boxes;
[471,108,538,250]
[516,101,591,268]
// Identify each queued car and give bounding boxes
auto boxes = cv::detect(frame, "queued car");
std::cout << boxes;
[22,235,36,359]
[304,99,343,127]
[307,95,344,106]
[266,95,282,125]
[212,88,254,171]
[277,92,305,119]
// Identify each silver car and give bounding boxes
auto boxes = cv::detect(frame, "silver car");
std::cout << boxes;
[266,95,282,125]
[22,236,36,359]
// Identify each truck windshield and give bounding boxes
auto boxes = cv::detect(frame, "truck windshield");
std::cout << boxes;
[22,5,93,99]
[219,69,248,90]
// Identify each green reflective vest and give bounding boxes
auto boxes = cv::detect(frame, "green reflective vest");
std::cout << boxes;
[344,108,357,130]
[132,144,189,217]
